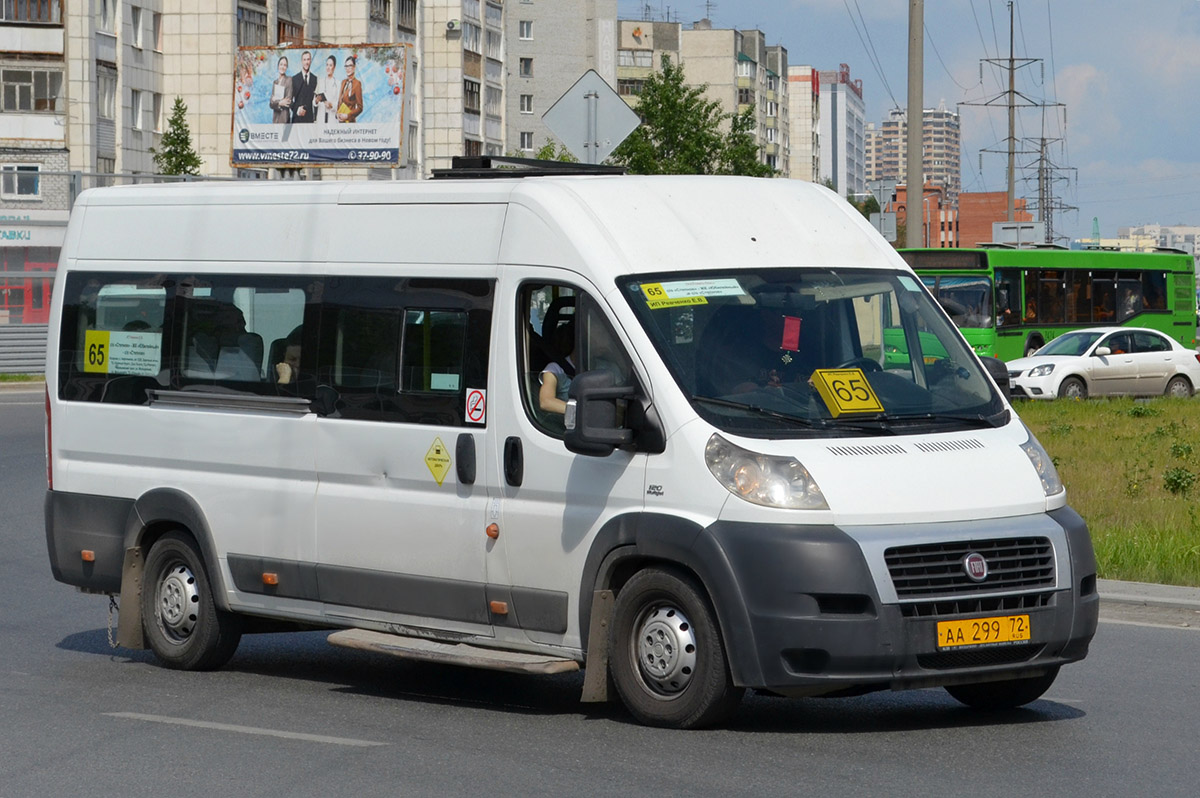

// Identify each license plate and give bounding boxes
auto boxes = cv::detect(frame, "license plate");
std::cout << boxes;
[936,615,1031,648]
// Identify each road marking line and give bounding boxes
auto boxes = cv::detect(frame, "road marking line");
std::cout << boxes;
[104,712,387,747]
[1099,618,1200,633]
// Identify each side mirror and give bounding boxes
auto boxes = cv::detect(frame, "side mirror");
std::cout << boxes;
[979,356,1010,398]
[1094,346,1111,357]
[563,370,634,457]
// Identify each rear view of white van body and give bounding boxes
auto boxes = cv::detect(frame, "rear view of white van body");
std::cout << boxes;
[45,175,1098,728]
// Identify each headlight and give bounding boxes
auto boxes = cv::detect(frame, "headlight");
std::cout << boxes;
[1020,425,1064,496]
[704,434,828,510]
[1028,363,1055,378]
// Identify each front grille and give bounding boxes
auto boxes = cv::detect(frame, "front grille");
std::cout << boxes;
[886,537,1055,599]
[917,643,1042,670]
[899,590,1054,619]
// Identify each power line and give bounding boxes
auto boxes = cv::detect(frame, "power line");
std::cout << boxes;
[841,0,900,110]
[925,23,972,91]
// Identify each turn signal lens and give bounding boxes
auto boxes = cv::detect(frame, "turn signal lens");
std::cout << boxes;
[704,433,828,510]
[1020,424,1064,497]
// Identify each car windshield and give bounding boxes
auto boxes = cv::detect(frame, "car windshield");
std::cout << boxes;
[620,268,1006,438]
[1035,331,1105,357]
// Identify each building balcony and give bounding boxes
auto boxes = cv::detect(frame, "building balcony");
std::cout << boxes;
[0,23,63,55]
[0,112,65,145]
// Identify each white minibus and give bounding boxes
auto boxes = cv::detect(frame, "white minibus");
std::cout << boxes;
[45,171,1098,728]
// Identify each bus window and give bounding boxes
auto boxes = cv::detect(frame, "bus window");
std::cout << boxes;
[1037,271,1065,324]
[995,269,1018,326]
[1117,274,1143,322]
[1092,275,1116,322]
[1143,272,1167,310]
[1064,271,1090,324]
[1023,271,1039,322]
[933,276,991,328]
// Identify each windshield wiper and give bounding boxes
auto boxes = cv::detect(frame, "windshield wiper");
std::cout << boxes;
[691,395,829,429]
[869,409,1011,428]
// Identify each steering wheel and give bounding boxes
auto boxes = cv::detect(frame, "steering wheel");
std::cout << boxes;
[836,356,883,373]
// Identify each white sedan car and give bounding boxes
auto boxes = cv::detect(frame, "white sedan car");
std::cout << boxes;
[1008,327,1200,400]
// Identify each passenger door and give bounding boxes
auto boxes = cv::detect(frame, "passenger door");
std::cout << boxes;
[1131,331,1173,394]
[312,274,496,636]
[485,270,648,650]
[1091,332,1138,395]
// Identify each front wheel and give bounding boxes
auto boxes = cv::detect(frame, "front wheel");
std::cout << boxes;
[1165,375,1193,398]
[945,667,1060,710]
[141,531,242,670]
[1058,376,1087,400]
[609,567,743,729]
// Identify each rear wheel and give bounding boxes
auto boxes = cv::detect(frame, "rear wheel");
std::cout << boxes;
[1058,376,1087,400]
[141,531,242,670]
[945,667,1060,710]
[1165,375,1193,398]
[609,567,743,729]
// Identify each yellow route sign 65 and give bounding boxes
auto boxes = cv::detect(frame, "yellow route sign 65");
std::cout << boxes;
[811,368,884,417]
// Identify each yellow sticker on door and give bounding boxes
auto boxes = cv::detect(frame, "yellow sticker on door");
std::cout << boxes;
[425,437,452,486]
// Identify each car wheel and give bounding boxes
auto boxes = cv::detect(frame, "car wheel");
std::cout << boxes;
[141,531,242,670]
[1057,376,1087,400]
[1165,375,1193,398]
[945,667,1060,710]
[609,567,743,729]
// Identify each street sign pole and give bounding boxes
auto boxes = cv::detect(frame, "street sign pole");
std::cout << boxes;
[585,91,599,164]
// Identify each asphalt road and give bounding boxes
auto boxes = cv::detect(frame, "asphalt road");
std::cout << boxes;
[3,390,1199,798]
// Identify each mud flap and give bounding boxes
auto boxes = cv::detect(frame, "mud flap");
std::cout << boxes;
[116,547,145,649]
[580,589,615,703]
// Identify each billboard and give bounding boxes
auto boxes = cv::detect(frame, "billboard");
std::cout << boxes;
[232,44,410,167]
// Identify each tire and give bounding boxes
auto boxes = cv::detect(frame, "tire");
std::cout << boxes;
[609,567,744,729]
[944,666,1060,710]
[141,531,242,671]
[1025,339,1043,358]
[1057,376,1087,400]
[1165,375,1193,398]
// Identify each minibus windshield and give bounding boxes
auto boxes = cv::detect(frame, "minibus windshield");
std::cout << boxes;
[620,268,1006,438]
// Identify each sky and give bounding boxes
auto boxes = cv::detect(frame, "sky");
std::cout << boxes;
[615,0,1200,243]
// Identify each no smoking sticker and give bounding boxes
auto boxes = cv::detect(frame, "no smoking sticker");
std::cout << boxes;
[465,388,486,424]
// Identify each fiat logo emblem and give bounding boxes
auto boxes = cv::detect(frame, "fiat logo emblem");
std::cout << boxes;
[963,552,988,582]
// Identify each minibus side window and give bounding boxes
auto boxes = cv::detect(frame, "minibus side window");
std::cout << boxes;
[318,276,493,426]
[174,276,313,396]
[58,271,169,404]
[519,281,635,436]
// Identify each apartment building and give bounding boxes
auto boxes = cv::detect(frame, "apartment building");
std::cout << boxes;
[615,19,679,107]
[817,63,864,197]
[865,101,961,207]
[786,64,818,181]
[0,0,67,332]
[506,0,615,156]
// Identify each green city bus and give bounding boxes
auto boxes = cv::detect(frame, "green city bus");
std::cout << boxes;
[899,247,1198,361]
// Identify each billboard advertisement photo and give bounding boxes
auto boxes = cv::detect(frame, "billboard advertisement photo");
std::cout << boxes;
[232,43,411,167]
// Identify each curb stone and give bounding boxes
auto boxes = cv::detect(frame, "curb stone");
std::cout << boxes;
[1098,579,1200,611]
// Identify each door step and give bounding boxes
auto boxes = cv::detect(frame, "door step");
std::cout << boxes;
[327,629,581,675]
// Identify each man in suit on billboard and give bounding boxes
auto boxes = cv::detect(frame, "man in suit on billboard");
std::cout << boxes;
[291,50,317,123]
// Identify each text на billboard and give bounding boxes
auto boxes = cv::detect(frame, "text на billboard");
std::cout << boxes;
[232,44,410,167]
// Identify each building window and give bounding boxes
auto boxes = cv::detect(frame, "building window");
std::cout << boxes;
[463,22,482,54]
[153,93,163,132]
[407,124,418,163]
[97,69,116,119]
[278,18,303,44]
[98,0,116,33]
[485,29,502,59]
[1,164,40,199]
[737,87,754,106]
[519,57,533,77]
[617,79,644,96]
[737,60,753,78]
[1,68,63,112]
[237,5,268,47]
[463,79,481,114]
[0,0,61,23]
[369,0,390,24]
[519,94,532,114]
[485,85,501,117]
[519,131,533,151]
[519,20,532,39]
[131,89,144,129]
[131,7,144,48]
[398,0,416,31]
[152,12,162,50]
[617,49,652,68]
[464,138,482,157]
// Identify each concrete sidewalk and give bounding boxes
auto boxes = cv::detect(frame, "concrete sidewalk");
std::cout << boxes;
[0,380,42,392]
[1099,579,1200,611]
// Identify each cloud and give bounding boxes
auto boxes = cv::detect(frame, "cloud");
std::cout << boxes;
[1053,63,1120,150]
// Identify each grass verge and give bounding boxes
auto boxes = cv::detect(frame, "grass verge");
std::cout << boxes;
[1018,397,1200,587]
[0,373,44,383]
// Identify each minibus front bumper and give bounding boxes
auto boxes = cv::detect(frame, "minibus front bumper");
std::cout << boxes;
[702,507,1099,694]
